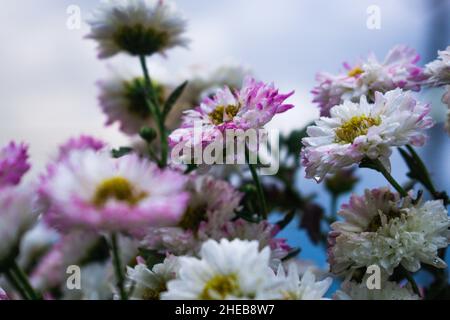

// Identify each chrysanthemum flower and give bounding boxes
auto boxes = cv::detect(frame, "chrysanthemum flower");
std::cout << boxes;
[141,174,242,255]
[328,188,450,275]
[302,89,433,181]
[98,75,167,135]
[166,63,250,131]
[0,142,30,188]
[425,46,450,86]
[444,86,450,134]
[222,219,291,265]
[126,256,179,300]
[87,0,189,58]
[40,149,189,233]
[312,45,426,116]
[169,76,294,151]
[0,185,39,266]
[275,264,332,300]
[57,135,106,161]
[161,239,285,300]
[334,279,419,300]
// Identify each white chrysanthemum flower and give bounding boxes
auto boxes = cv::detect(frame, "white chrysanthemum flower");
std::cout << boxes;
[302,89,433,181]
[275,264,332,300]
[334,279,419,300]
[441,86,450,135]
[425,46,450,86]
[98,75,168,135]
[87,0,189,58]
[0,185,39,266]
[126,256,179,300]
[328,188,450,275]
[161,239,284,300]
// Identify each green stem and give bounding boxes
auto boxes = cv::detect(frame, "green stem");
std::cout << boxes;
[330,194,338,223]
[403,268,421,298]
[10,261,39,300]
[248,163,268,219]
[139,55,168,167]
[371,159,408,197]
[406,145,448,204]
[110,233,127,300]
[4,268,30,300]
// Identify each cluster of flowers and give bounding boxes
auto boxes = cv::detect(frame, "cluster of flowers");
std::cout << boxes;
[0,0,449,301]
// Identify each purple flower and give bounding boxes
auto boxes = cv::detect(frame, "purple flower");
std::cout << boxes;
[312,45,427,116]
[0,142,30,188]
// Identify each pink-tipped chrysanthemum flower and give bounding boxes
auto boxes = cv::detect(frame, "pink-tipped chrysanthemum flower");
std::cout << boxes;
[40,149,189,233]
[312,45,427,116]
[140,174,242,255]
[0,142,30,188]
[302,89,433,182]
[425,46,450,87]
[169,76,294,151]
[328,188,450,276]
[57,135,106,161]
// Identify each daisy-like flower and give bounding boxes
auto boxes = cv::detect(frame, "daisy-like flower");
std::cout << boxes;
[57,135,106,161]
[30,231,100,291]
[275,264,332,300]
[40,149,189,233]
[222,219,291,266]
[98,75,167,135]
[444,86,450,134]
[334,279,419,300]
[166,63,250,131]
[126,256,179,300]
[0,142,30,188]
[141,174,242,255]
[312,45,426,116]
[169,76,294,152]
[87,0,189,58]
[0,185,39,266]
[425,46,450,86]
[302,89,433,182]
[328,188,450,276]
[161,239,284,300]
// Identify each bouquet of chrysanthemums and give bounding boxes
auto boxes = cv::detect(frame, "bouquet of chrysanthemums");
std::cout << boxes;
[0,0,449,301]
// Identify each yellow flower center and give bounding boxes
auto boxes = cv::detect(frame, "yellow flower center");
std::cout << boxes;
[178,204,208,231]
[200,274,241,300]
[209,105,240,125]
[335,115,381,144]
[92,177,147,208]
[142,283,167,300]
[347,66,364,77]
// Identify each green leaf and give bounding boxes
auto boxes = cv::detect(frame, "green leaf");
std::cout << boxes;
[112,147,133,159]
[163,81,188,119]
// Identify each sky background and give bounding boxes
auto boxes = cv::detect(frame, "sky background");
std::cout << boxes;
[1,0,449,284]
